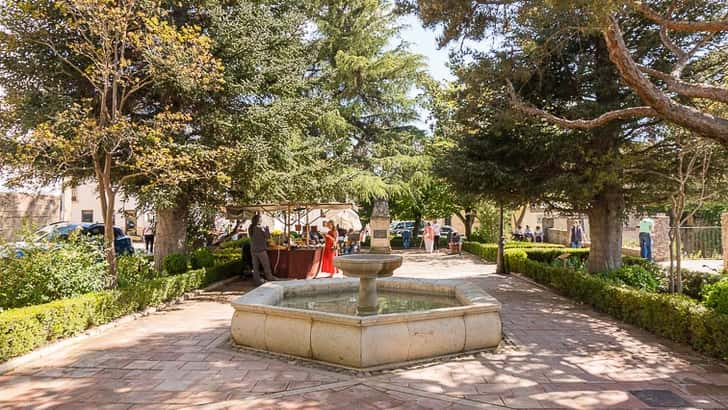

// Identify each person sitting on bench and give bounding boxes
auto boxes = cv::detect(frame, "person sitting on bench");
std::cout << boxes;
[449,231,462,255]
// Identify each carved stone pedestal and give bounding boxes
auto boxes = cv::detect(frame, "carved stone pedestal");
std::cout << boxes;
[370,199,391,254]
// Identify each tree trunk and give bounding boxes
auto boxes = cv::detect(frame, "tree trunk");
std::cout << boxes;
[94,154,118,287]
[586,188,624,273]
[465,208,475,238]
[412,212,422,240]
[103,189,117,286]
[154,205,189,271]
[456,209,475,238]
[668,223,676,293]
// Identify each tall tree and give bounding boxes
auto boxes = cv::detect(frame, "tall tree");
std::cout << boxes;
[307,0,430,204]
[121,0,322,268]
[401,0,728,146]
[0,0,222,281]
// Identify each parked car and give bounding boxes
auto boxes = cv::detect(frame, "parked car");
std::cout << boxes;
[12,221,134,256]
[390,221,415,236]
[418,225,456,238]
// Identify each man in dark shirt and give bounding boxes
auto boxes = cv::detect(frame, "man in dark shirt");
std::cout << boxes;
[248,214,279,285]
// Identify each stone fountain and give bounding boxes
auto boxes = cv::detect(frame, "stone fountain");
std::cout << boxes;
[333,253,402,315]
[230,200,502,369]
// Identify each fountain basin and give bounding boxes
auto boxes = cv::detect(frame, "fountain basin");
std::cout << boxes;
[333,254,403,278]
[230,278,502,369]
[334,254,404,316]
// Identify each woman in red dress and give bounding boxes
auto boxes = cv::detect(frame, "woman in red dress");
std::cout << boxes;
[320,221,338,277]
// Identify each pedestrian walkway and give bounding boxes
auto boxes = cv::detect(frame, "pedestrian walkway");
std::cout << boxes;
[1,251,727,409]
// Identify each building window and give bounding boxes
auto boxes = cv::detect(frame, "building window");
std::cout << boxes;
[71,187,78,202]
[81,210,93,223]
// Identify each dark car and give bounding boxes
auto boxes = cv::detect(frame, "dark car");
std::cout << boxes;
[31,222,134,255]
[83,223,135,255]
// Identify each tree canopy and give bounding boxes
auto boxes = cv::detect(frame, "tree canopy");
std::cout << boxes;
[401,0,728,146]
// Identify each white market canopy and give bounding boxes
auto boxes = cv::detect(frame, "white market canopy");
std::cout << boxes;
[226,202,355,220]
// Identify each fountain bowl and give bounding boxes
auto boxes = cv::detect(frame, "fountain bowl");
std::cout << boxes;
[230,278,502,369]
[334,254,403,278]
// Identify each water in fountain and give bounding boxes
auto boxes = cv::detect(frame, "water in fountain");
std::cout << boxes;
[278,290,461,315]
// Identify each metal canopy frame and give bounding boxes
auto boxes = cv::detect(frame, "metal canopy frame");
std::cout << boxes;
[225,202,357,246]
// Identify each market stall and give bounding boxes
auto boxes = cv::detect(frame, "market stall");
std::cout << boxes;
[226,202,359,279]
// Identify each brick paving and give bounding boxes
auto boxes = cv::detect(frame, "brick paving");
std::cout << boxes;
[1,250,728,409]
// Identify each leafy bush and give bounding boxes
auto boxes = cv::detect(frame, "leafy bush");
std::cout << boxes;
[0,235,108,309]
[462,242,582,267]
[219,238,250,249]
[549,255,587,271]
[508,255,728,362]
[117,253,160,288]
[213,248,243,265]
[600,265,660,292]
[464,244,728,361]
[0,259,244,362]
[190,248,215,269]
[682,270,723,300]
[163,253,188,275]
[704,278,728,315]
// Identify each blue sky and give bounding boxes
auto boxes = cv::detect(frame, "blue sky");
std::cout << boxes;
[397,15,454,83]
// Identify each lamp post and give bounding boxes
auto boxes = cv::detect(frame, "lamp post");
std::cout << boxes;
[496,201,506,274]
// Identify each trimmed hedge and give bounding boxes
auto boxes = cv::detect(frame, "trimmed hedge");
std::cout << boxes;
[463,241,586,269]
[0,259,243,363]
[191,248,215,270]
[163,253,189,275]
[465,245,728,361]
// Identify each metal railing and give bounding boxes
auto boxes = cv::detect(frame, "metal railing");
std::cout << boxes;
[671,226,722,259]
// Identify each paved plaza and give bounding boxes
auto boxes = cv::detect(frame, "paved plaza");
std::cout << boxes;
[1,251,728,409]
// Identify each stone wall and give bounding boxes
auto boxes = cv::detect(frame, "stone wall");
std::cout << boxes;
[0,192,61,240]
[545,228,569,246]
[652,215,670,262]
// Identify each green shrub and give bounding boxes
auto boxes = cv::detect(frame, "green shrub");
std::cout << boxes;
[523,248,590,264]
[190,248,215,269]
[508,254,728,362]
[213,248,243,265]
[219,238,249,249]
[682,270,723,300]
[0,258,243,363]
[704,278,728,315]
[117,253,160,288]
[600,265,660,292]
[0,235,108,309]
[163,253,188,275]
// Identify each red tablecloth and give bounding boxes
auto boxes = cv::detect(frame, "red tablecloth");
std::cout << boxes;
[266,247,324,279]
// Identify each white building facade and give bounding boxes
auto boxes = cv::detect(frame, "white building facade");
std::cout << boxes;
[61,183,153,238]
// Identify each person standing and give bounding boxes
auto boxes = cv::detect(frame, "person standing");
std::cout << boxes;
[534,226,544,243]
[639,216,655,261]
[143,223,155,254]
[423,222,435,254]
[570,221,584,248]
[524,225,533,242]
[248,214,279,286]
[433,222,441,252]
[402,227,411,249]
[320,221,338,277]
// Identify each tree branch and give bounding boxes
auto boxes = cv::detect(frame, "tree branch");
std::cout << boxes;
[506,80,657,129]
[632,1,728,33]
[603,15,728,145]
[638,65,728,103]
